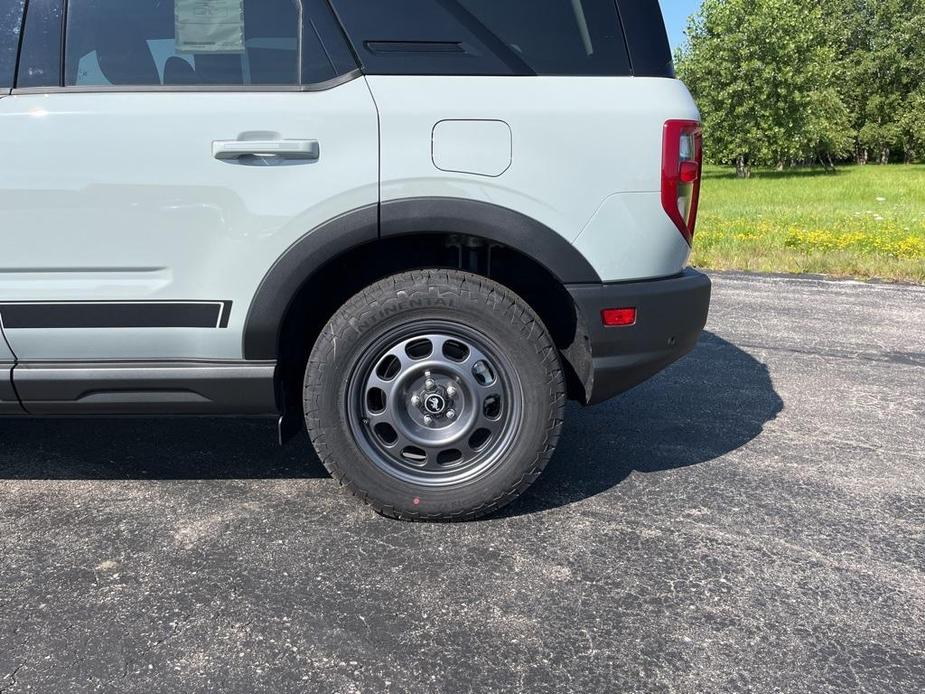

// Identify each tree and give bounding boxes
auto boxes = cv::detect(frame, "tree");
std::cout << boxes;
[819,0,874,164]
[900,88,925,163]
[820,0,925,164]
[805,87,855,171]
[869,0,925,163]
[677,0,841,177]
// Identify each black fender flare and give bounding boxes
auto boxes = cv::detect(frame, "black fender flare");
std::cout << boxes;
[379,198,600,284]
[243,197,599,360]
[243,204,378,361]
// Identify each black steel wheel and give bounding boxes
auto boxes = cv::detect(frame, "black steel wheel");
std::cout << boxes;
[348,323,521,487]
[304,270,566,521]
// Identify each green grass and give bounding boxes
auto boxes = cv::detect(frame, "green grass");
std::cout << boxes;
[691,164,925,283]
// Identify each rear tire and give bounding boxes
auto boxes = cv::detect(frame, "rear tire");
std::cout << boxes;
[303,269,566,521]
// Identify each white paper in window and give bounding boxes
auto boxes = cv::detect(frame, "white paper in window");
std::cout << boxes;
[175,0,245,54]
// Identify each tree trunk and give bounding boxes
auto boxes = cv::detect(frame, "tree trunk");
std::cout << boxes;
[857,148,868,165]
[736,155,751,179]
[880,148,890,165]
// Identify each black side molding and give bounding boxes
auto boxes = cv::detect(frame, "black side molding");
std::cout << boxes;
[0,301,232,330]
[12,361,278,416]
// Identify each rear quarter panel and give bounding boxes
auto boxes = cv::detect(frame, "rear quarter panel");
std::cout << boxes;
[368,75,700,282]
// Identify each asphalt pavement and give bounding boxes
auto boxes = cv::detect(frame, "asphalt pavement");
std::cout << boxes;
[1,272,923,693]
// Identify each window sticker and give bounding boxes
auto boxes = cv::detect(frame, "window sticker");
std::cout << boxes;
[175,0,245,54]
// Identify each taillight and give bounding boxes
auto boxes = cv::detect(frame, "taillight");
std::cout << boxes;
[662,120,703,245]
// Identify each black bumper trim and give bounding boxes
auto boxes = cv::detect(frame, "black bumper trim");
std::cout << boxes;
[567,269,712,405]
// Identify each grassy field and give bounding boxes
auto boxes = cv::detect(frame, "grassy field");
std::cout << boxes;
[691,165,925,283]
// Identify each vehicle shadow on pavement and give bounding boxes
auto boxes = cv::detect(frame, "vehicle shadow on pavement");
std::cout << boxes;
[0,417,326,480]
[0,333,782,507]
[500,331,784,517]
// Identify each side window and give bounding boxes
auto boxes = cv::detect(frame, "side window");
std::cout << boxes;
[453,0,631,76]
[330,0,631,77]
[329,0,533,76]
[616,0,674,77]
[0,0,26,89]
[63,0,337,87]
[15,0,64,89]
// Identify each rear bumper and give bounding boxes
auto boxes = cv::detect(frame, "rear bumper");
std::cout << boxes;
[567,269,712,405]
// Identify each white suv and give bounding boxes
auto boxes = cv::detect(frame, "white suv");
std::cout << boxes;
[0,0,710,520]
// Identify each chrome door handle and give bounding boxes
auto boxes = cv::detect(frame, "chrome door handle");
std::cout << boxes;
[212,139,320,161]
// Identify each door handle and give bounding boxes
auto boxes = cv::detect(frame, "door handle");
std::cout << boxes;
[212,139,320,161]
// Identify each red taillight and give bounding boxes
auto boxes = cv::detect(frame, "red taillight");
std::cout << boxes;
[602,307,637,327]
[662,120,703,245]
[679,160,700,184]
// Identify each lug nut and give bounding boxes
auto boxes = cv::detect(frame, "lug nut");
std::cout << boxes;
[424,378,436,391]
[423,415,434,426]
[411,394,421,407]
[446,385,457,398]
[446,409,457,420]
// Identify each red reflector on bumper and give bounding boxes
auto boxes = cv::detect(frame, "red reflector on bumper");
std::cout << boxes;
[602,307,637,327]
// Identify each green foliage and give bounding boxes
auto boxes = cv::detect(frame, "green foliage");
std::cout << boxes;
[676,0,925,171]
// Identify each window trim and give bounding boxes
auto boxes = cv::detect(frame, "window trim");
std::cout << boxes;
[14,0,359,93]
[12,69,360,95]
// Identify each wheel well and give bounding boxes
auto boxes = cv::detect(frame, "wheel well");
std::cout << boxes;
[276,233,592,421]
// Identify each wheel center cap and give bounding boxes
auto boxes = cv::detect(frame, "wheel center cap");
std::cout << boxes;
[423,393,447,415]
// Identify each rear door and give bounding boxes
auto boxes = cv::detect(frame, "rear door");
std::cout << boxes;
[0,0,25,412]
[0,0,378,362]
